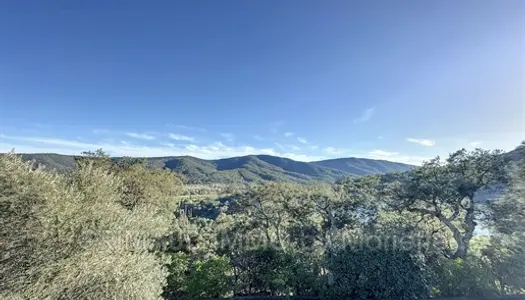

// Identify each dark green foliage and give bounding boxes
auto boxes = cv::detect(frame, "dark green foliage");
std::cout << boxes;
[231,247,287,295]
[481,235,525,294]
[187,256,232,299]
[279,250,324,297]
[164,252,190,299]
[164,254,231,300]
[327,245,430,300]
[229,247,322,297]
[430,257,498,297]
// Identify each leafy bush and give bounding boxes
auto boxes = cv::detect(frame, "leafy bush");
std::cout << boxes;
[0,152,183,300]
[481,235,525,295]
[430,257,498,297]
[231,247,288,295]
[327,245,430,300]
[164,252,191,300]
[186,256,232,299]
[164,253,232,300]
[280,250,324,297]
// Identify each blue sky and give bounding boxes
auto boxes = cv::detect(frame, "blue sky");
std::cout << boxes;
[1,1,524,164]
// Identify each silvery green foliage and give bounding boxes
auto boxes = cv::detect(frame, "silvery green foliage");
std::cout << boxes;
[0,152,183,300]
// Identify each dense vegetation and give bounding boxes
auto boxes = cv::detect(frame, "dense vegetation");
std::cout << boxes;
[2,143,524,300]
[18,153,414,184]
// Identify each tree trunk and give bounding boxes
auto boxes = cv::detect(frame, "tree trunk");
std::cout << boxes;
[437,204,476,260]
[499,277,506,295]
[451,240,468,260]
[264,219,272,245]
[275,221,284,249]
[437,213,467,259]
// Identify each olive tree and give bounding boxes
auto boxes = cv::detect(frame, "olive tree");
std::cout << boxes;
[0,151,184,300]
[388,149,508,259]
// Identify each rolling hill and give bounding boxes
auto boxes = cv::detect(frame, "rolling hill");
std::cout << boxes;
[14,144,524,184]
[17,153,414,184]
[310,157,415,176]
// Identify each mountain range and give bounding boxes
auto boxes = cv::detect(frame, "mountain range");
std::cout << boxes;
[18,153,415,184]
[14,144,523,184]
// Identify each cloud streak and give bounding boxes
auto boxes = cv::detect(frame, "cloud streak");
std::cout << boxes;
[168,133,196,142]
[369,149,399,157]
[406,138,436,147]
[220,133,235,142]
[297,137,308,144]
[0,134,325,161]
[168,124,207,132]
[269,120,285,133]
[469,141,483,147]
[126,132,156,140]
[324,147,344,155]
[354,107,375,123]
[368,149,429,165]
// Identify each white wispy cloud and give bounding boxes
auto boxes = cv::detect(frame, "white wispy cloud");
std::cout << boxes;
[274,143,285,150]
[368,149,429,165]
[32,122,53,129]
[160,142,176,148]
[369,149,399,157]
[354,107,375,123]
[0,134,325,161]
[406,138,436,147]
[220,133,235,142]
[297,137,308,144]
[126,132,156,140]
[288,145,301,151]
[167,124,207,132]
[324,147,344,155]
[269,120,285,133]
[283,153,327,162]
[284,132,295,137]
[470,141,483,147]
[1,133,101,149]
[92,128,112,135]
[168,133,196,142]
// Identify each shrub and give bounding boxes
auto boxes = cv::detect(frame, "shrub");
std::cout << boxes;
[430,257,498,297]
[186,256,232,299]
[164,252,191,299]
[0,152,183,300]
[327,245,430,300]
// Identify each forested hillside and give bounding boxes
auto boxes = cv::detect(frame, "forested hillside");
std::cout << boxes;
[311,157,414,175]
[2,143,524,300]
[18,153,413,183]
